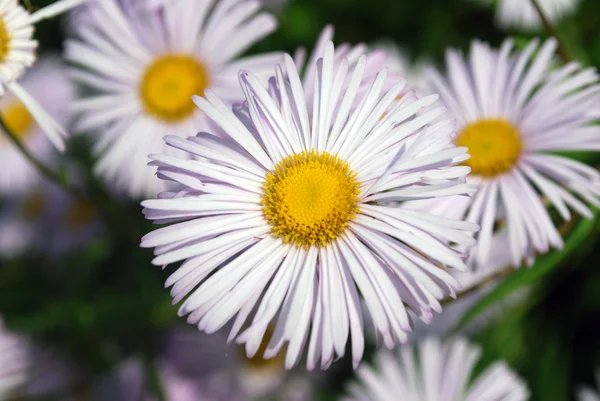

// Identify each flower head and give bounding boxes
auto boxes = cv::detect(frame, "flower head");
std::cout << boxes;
[412,38,600,269]
[0,0,85,151]
[344,337,529,401]
[141,41,478,370]
[66,0,281,198]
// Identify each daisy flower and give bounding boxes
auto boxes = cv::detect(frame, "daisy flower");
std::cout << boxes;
[66,0,281,198]
[416,38,600,269]
[0,0,85,151]
[141,40,478,370]
[344,337,529,401]
[578,370,600,401]
[0,319,29,400]
[477,0,580,30]
[0,57,74,196]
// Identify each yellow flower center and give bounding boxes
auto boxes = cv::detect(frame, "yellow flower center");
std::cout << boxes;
[0,17,10,62]
[456,118,522,177]
[65,200,95,229]
[261,150,360,248]
[1,102,35,143]
[139,54,209,123]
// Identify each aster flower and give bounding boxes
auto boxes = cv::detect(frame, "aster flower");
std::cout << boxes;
[415,38,600,269]
[477,0,580,30]
[141,40,478,370]
[0,0,85,151]
[66,0,281,198]
[344,337,529,401]
[578,371,600,401]
[0,57,74,196]
[0,319,29,400]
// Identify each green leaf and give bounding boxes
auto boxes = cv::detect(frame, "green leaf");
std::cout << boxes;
[453,210,599,332]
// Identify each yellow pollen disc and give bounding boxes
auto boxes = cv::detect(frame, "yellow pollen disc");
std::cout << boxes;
[456,118,523,177]
[140,54,209,123]
[0,17,10,62]
[1,102,35,143]
[261,150,360,248]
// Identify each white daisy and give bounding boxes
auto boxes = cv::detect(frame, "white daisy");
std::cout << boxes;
[141,40,478,370]
[0,319,29,400]
[0,0,85,151]
[344,336,529,401]
[0,57,74,196]
[477,0,580,30]
[66,0,281,198]
[578,371,600,401]
[415,38,600,269]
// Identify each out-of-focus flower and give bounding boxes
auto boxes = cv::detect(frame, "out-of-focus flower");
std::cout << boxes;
[578,371,600,401]
[66,0,281,198]
[0,57,74,196]
[412,38,600,270]
[0,319,28,400]
[477,0,580,30]
[0,0,85,151]
[344,337,529,401]
[141,40,478,370]
[0,177,102,259]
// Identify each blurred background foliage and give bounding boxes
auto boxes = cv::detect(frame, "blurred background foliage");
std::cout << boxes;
[2,0,600,400]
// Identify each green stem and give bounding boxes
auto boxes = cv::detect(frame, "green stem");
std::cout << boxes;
[0,116,85,199]
[530,0,571,63]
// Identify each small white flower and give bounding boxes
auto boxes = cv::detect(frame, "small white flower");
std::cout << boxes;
[0,0,85,151]
[578,371,600,401]
[66,0,281,198]
[477,0,581,30]
[0,319,29,400]
[412,38,600,269]
[141,40,478,370]
[345,337,529,401]
[0,57,74,196]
